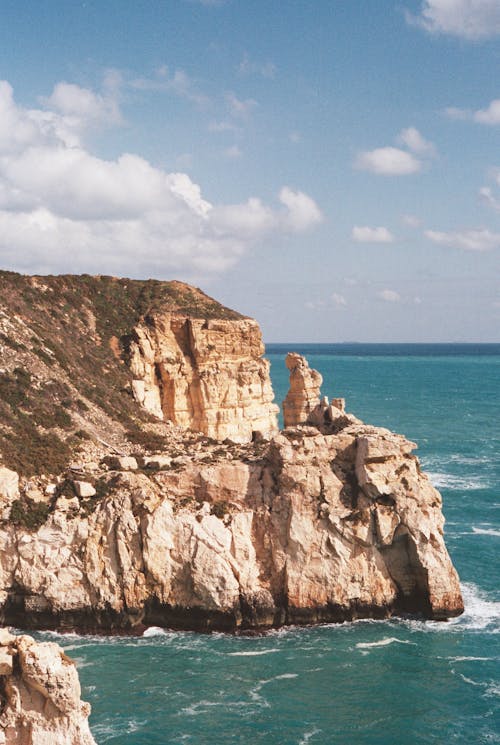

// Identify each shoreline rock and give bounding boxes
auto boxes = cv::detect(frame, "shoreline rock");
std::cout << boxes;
[0,629,96,744]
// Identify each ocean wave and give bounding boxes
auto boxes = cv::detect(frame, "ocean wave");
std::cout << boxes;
[450,583,500,633]
[426,472,488,490]
[227,648,279,657]
[355,637,416,650]
[472,526,500,537]
[142,626,168,637]
[299,727,322,744]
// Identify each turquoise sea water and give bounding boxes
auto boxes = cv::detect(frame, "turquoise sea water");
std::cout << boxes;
[36,345,500,744]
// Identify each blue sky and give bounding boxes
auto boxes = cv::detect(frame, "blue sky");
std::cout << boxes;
[0,0,498,341]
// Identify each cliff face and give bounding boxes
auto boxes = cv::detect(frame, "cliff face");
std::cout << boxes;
[0,629,95,745]
[0,416,463,632]
[129,313,278,442]
[0,271,463,632]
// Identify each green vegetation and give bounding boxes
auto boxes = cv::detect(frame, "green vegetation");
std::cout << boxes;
[9,499,51,531]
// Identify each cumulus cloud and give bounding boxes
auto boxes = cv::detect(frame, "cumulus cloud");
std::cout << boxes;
[425,228,500,251]
[354,147,421,175]
[352,226,394,243]
[445,98,500,125]
[355,126,436,176]
[0,80,321,278]
[378,289,401,302]
[397,127,436,155]
[406,0,500,40]
[278,187,323,231]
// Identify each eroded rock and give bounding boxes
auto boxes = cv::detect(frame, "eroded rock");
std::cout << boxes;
[129,314,279,443]
[0,631,96,744]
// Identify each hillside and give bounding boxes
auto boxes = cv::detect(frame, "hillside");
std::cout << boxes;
[0,271,245,478]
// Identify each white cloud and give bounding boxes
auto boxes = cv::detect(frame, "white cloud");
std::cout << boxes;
[445,99,500,125]
[397,127,436,155]
[378,289,401,302]
[289,131,301,143]
[352,226,394,243]
[225,92,258,119]
[354,147,421,175]
[130,68,209,106]
[42,81,122,127]
[444,106,471,120]
[406,0,500,40]
[425,228,500,251]
[278,187,323,231]
[402,214,422,227]
[332,293,347,306]
[479,186,500,211]
[474,99,500,124]
[0,80,321,278]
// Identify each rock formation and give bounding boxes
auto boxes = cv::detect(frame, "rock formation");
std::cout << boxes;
[0,628,95,744]
[0,413,463,632]
[0,271,463,632]
[129,313,279,442]
[283,352,323,426]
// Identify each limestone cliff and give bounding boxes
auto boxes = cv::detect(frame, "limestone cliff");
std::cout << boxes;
[128,313,278,442]
[0,271,463,632]
[0,629,95,744]
[283,352,323,427]
[0,413,463,631]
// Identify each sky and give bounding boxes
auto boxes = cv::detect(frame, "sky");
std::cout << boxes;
[0,0,499,342]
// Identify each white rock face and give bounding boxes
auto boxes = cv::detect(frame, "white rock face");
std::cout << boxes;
[283,353,323,427]
[0,469,19,521]
[128,313,279,442]
[0,630,96,744]
[0,411,463,631]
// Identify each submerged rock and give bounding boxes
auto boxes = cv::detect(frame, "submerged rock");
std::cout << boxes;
[0,629,96,744]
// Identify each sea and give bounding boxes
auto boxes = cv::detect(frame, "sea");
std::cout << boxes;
[33,344,499,744]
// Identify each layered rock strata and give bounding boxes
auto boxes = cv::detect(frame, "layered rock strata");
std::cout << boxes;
[0,411,463,632]
[283,352,323,427]
[129,314,279,442]
[0,629,95,744]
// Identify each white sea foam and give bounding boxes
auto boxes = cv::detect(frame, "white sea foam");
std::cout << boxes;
[355,637,416,650]
[227,648,279,657]
[472,526,500,537]
[450,583,500,633]
[427,472,487,490]
[299,727,322,744]
[142,626,168,637]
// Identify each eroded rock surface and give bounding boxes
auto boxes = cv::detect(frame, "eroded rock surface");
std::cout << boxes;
[0,629,95,744]
[129,314,279,442]
[0,412,463,632]
[283,353,323,427]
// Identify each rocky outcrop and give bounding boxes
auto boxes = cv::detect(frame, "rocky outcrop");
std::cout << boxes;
[283,353,323,427]
[0,628,95,744]
[0,408,463,632]
[128,313,279,442]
